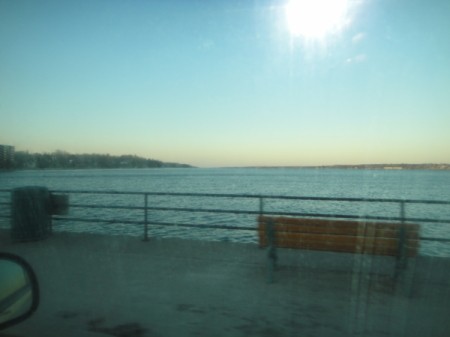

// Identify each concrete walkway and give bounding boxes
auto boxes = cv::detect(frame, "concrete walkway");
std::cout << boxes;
[1,230,450,337]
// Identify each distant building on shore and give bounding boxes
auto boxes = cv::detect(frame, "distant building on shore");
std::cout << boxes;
[0,144,15,169]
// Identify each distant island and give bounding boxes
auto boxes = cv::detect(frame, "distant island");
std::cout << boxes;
[10,151,194,170]
[245,163,450,171]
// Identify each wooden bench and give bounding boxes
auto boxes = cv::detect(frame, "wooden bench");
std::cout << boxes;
[258,216,420,282]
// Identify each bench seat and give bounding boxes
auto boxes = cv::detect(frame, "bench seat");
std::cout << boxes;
[258,216,420,257]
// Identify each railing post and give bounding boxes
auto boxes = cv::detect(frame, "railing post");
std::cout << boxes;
[259,197,264,216]
[143,193,149,241]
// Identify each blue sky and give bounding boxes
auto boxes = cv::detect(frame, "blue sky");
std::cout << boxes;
[1,0,449,167]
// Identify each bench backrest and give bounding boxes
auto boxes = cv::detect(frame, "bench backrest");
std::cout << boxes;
[258,216,420,257]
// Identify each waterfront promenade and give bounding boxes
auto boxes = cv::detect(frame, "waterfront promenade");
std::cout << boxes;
[1,230,450,337]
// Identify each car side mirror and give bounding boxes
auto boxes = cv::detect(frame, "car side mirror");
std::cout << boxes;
[0,253,39,330]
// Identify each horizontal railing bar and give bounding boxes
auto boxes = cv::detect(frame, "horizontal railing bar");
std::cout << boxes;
[145,209,450,224]
[420,237,450,243]
[53,212,450,228]
[52,216,255,231]
[259,196,450,205]
[53,217,144,225]
[259,212,450,224]
[70,204,145,211]
[53,216,450,236]
[68,204,266,214]
[142,221,256,231]
[147,206,261,215]
[1,188,443,205]
[55,190,147,196]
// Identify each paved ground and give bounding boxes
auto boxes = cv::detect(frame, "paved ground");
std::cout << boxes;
[1,230,450,337]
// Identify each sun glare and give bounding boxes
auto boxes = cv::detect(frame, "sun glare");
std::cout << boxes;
[285,0,350,39]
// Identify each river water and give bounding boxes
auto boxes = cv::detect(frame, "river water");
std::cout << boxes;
[1,168,450,256]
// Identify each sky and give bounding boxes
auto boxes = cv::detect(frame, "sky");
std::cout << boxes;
[0,0,449,167]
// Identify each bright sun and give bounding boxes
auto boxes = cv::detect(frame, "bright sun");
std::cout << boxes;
[285,0,350,39]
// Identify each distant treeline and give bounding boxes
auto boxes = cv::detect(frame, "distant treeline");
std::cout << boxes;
[12,151,192,169]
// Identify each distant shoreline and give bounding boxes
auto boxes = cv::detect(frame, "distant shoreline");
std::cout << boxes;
[4,163,450,172]
[232,164,450,171]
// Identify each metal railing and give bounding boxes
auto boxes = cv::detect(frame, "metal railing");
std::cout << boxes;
[1,189,450,244]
